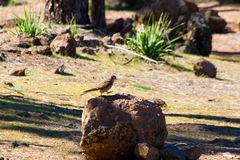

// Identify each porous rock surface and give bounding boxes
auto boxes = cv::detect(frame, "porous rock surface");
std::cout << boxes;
[80,94,167,160]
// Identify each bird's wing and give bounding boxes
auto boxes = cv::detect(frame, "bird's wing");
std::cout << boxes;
[95,79,111,90]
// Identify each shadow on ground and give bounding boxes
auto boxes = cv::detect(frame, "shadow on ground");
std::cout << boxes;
[0,95,83,142]
[167,113,240,124]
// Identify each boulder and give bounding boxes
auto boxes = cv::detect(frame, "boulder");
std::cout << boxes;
[193,59,217,78]
[80,94,167,160]
[202,10,227,33]
[107,18,134,37]
[107,18,125,33]
[184,13,212,56]
[135,0,193,25]
[134,143,160,160]
[50,32,76,56]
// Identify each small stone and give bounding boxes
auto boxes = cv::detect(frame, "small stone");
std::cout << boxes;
[0,53,6,61]
[16,112,31,118]
[4,81,14,87]
[103,36,113,45]
[12,141,20,148]
[79,47,96,55]
[55,64,66,75]
[9,68,26,76]
[134,143,160,160]
[112,33,124,45]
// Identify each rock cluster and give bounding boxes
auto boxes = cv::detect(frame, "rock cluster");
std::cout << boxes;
[80,94,202,160]
[80,94,167,160]
[135,0,227,56]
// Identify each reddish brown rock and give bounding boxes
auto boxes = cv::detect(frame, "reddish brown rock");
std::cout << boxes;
[50,32,76,56]
[80,94,167,160]
[194,59,217,78]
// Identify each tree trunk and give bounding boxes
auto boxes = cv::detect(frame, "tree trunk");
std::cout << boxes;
[44,0,90,25]
[91,0,106,29]
[0,0,9,6]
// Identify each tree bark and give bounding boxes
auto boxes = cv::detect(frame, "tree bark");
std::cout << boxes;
[91,0,106,29]
[44,0,90,25]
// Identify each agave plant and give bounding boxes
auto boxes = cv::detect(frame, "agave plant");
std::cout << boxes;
[127,13,183,61]
[70,16,78,37]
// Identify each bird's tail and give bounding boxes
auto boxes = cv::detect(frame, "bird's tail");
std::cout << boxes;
[80,88,98,96]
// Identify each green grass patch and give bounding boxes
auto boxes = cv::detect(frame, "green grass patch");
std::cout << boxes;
[12,7,46,36]
[129,84,154,91]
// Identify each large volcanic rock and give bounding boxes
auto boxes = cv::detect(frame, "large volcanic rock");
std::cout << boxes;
[135,0,215,56]
[80,94,167,160]
[135,0,198,25]
[184,12,212,56]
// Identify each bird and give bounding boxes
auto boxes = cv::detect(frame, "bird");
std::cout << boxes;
[81,75,117,96]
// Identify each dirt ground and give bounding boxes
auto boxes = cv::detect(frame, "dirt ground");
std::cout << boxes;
[0,0,239,160]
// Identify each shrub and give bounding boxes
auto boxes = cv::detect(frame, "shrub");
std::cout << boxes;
[13,8,46,36]
[127,14,182,61]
